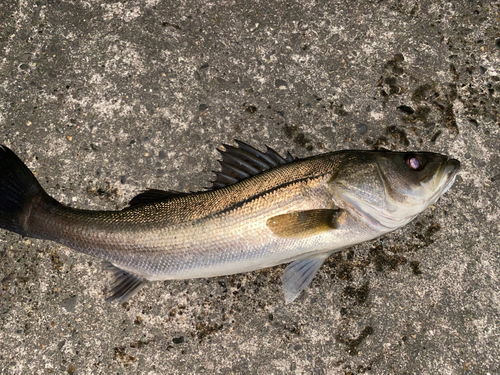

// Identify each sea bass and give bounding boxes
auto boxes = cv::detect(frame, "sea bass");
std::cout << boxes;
[0,141,459,303]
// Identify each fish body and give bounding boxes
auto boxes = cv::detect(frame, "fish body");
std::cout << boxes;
[0,142,460,302]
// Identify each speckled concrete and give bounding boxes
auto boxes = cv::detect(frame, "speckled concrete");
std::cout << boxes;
[0,0,499,373]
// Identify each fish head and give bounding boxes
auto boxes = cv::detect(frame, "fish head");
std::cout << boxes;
[330,151,460,230]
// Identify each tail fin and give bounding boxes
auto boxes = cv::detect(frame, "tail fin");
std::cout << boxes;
[0,145,54,236]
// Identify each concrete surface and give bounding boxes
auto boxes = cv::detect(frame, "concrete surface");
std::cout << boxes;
[1,0,499,373]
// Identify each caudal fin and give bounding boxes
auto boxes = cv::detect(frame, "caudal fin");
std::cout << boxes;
[0,145,54,236]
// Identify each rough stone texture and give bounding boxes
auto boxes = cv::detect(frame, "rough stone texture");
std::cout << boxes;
[0,0,499,374]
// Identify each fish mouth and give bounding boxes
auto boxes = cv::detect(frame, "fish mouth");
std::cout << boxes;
[435,158,460,197]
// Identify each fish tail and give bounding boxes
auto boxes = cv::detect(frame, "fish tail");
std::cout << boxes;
[0,145,57,237]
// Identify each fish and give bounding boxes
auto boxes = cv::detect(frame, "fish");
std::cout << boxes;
[0,141,460,303]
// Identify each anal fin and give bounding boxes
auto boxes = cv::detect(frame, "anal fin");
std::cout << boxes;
[104,262,148,302]
[282,253,330,303]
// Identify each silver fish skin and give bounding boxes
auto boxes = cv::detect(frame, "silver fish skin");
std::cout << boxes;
[0,142,460,302]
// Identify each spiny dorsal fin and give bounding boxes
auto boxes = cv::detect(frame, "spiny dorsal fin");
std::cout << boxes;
[266,209,344,238]
[128,189,190,207]
[208,140,295,190]
[104,262,148,302]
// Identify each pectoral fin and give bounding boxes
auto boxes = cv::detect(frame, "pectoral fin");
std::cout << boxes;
[282,254,330,303]
[267,209,343,238]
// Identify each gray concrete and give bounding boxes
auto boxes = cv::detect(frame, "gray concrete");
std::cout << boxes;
[0,0,499,373]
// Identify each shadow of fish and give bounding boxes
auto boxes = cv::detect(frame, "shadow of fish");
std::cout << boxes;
[0,141,459,303]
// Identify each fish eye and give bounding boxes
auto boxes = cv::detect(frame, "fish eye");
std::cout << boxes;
[404,155,423,171]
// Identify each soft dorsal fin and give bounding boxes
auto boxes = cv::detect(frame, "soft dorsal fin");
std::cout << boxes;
[128,189,190,207]
[208,140,295,190]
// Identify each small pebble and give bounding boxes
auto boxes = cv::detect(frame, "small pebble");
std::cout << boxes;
[275,79,288,89]
[356,123,368,135]
[173,336,184,344]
